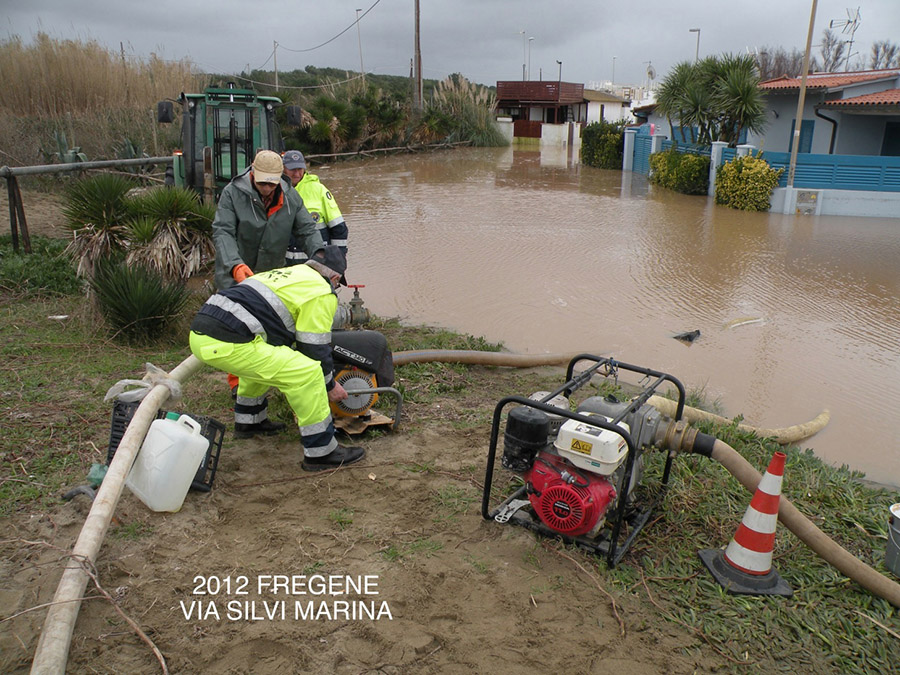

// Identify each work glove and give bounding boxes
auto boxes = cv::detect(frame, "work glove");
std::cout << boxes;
[232,263,253,283]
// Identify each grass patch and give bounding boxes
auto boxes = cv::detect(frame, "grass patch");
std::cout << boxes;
[380,537,443,562]
[327,508,354,530]
[111,521,154,540]
[0,235,83,297]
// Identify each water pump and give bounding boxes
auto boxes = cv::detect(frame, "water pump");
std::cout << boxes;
[482,355,687,566]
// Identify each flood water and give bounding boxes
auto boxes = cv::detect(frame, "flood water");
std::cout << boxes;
[325,146,900,487]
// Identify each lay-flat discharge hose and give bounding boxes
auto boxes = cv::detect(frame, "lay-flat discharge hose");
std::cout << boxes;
[668,425,900,608]
[391,350,830,444]
[31,355,203,675]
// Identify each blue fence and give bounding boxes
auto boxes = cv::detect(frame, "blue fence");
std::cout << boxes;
[761,151,900,192]
[630,134,900,193]
[634,135,651,174]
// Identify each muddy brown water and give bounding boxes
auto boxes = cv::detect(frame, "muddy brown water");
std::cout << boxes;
[324,146,900,487]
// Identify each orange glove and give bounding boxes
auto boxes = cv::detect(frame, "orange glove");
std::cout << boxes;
[232,263,253,283]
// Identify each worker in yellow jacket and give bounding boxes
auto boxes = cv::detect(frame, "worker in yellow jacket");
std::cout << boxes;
[189,246,364,471]
[283,150,348,265]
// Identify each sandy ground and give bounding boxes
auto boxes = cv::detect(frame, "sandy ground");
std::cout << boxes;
[0,189,723,673]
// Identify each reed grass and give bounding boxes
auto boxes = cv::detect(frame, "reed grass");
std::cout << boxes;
[0,33,208,165]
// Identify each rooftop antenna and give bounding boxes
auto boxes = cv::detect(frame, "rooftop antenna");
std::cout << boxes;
[829,6,861,72]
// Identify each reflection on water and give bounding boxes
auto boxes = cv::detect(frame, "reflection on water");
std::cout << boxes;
[326,147,900,486]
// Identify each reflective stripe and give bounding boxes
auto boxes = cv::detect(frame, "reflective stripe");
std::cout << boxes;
[243,278,295,336]
[299,415,334,436]
[328,215,345,226]
[324,371,333,385]
[236,394,267,406]
[329,238,348,247]
[235,410,268,424]
[296,330,331,345]
[286,250,308,261]
[304,436,338,458]
[207,295,266,339]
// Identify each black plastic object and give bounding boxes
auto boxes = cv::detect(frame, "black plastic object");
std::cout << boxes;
[332,329,394,387]
[107,400,224,492]
[501,406,549,473]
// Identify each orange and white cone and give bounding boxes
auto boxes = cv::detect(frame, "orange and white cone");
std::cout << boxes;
[699,450,793,597]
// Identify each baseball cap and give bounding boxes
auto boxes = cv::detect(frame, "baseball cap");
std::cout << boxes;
[306,245,348,286]
[283,150,307,170]
[251,150,283,184]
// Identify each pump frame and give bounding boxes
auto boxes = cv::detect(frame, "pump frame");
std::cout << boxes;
[481,355,686,567]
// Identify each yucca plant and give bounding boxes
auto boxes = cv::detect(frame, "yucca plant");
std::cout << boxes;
[62,173,137,278]
[126,187,215,281]
[89,254,190,342]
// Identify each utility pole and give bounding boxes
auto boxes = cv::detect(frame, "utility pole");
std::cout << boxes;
[787,0,818,200]
[413,0,423,111]
[273,40,279,91]
[356,8,366,87]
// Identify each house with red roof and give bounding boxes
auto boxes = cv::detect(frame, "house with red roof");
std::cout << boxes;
[751,68,900,156]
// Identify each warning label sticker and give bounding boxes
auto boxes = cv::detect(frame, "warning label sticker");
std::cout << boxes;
[570,439,593,454]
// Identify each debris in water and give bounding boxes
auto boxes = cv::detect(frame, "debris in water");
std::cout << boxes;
[673,329,701,344]
[726,316,764,329]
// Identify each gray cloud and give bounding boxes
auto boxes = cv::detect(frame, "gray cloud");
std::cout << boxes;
[4,1,898,90]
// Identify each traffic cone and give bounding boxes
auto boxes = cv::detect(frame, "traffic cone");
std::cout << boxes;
[699,450,793,597]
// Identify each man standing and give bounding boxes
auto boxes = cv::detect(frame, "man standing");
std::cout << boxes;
[189,246,365,471]
[282,150,348,265]
[213,150,324,290]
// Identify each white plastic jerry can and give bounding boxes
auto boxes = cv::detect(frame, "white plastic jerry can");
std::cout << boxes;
[126,413,209,512]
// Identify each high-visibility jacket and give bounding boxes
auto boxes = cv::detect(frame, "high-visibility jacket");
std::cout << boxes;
[189,264,339,457]
[213,169,324,290]
[286,172,347,264]
[192,264,337,390]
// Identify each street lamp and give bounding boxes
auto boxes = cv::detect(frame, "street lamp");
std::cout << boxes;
[356,9,365,86]
[519,30,526,80]
[556,59,562,81]
[528,37,534,81]
[612,55,616,87]
[689,28,701,62]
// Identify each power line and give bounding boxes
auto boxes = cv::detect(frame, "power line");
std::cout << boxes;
[231,72,366,90]
[278,0,382,54]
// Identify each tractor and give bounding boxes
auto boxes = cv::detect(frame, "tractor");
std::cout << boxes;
[157,83,301,202]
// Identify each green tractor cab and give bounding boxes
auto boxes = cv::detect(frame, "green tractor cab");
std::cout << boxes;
[157,82,301,201]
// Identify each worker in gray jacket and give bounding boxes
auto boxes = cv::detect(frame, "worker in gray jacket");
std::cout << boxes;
[212,150,324,291]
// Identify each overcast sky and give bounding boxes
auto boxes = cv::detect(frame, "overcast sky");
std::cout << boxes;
[4,1,900,91]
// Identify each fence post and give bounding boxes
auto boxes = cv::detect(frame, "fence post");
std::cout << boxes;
[708,141,728,197]
[650,133,666,155]
[737,144,756,157]
[623,128,637,172]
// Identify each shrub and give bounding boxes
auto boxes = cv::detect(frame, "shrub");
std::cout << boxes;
[126,187,215,281]
[62,174,137,278]
[0,235,82,296]
[715,154,785,212]
[419,74,508,147]
[649,148,710,195]
[88,255,190,343]
[581,120,626,169]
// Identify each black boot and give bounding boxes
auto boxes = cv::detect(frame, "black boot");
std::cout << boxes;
[234,419,286,439]
[302,445,365,472]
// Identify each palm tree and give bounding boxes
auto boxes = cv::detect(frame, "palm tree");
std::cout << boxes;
[713,54,768,145]
[657,54,767,147]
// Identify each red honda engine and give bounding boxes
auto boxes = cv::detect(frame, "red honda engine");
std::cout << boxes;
[524,451,617,537]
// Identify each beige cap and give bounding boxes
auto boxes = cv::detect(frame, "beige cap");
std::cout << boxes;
[251,150,283,184]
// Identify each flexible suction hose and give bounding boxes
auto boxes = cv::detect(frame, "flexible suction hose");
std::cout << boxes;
[392,350,829,444]
[658,422,900,608]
